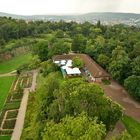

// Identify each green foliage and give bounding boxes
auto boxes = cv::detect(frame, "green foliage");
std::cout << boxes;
[22,74,122,139]
[6,110,18,119]
[97,54,110,68]
[12,85,23,100]
[48,40,70,58]
[71,34,87,53]
[131,56,140,75]
[40,60,59,77]
[95,36,105,47]
[102,79,110,85]
[0,76,15,112]
[0,136,11,140]
[111,131,133,140]
[108,46,129,82]
[122,115,140,140]
[42,112,106,140]
[48,78,123,130]
[0,53,32,74]
[124,75,140,101]
[72,56,84,68]
[33,41,48,61]
[3,119,16,129]
[4,102,21,110]
[55,30,64,38]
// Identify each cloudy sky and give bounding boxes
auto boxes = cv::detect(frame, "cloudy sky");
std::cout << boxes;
[0,0,140,15]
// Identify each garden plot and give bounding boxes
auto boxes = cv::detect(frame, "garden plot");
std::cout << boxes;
[0,72,33,137]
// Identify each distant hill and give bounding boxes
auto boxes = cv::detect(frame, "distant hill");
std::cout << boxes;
[1,12,140,26]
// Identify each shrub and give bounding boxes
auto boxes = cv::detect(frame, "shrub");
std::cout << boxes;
[72,56,84,68]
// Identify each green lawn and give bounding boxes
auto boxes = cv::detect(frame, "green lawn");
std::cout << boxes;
[0,53,32,74]
[0,76,15,112]
[0,136,11,140]
[122,115,140,139]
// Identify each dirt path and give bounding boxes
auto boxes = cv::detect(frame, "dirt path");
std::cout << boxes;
[0,73,17,77]
[100,80,140,123]
[11,70,38,140]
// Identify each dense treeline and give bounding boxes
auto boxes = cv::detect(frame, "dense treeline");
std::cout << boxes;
[0,16,140,99]
[30,20,140,101]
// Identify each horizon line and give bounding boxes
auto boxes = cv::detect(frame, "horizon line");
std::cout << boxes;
[0,11,140,16]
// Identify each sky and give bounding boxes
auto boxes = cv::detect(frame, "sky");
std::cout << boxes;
[0,0,140,15]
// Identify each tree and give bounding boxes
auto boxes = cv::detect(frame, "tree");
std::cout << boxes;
[55,30,64,38]
[33,41,48,61]
[108,46,129,82]
[131,56,140,76]
[72,56,84,68]
[97,20,101,28]
[124,75,140,101]
[97,54,110,68]
[40,60,59,77]
[48,78,123,130]
[71,34,87,53]
[85,44,96,58]
[48,40,70,58]
[129,42,140,59]
[95,35,105,47]
[42,112,106,140]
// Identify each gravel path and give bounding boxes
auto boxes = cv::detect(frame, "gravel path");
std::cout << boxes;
[100,80,140,123]
[11,70,38,140]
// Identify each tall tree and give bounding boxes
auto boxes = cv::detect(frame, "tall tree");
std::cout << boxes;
[42,112,106,140]
[71,34,87,53]
[124,75,140,101]
[108,46,129,82]
[33,41,48,61]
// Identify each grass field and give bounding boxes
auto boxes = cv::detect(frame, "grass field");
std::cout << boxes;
[122,115,140,139]
[0,76,15,112]
[0,53,32,74]
[0,136,11,140]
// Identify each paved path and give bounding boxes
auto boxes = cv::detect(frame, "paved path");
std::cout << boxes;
[100,80,140,123]
[11,70,38,140]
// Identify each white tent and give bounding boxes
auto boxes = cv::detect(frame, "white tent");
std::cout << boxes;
[66,60,72,67]
[65,67,74,75]
[54,61,60,64]
[65,67,81,75]
[73,68,81,74]
[60,60,66,65]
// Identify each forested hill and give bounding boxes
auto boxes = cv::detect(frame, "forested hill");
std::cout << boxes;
[1,12,140,25]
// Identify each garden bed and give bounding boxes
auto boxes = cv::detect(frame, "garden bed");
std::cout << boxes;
[2,119,16,129]
[6,110,18,119]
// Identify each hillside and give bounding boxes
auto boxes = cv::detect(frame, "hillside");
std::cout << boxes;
[1,12,140,25]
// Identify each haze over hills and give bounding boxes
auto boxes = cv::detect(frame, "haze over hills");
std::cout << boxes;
[1,12,140,26]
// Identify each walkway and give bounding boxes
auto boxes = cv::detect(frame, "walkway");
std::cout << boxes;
[0,73,17,77]
[100,80,140,123]
[11,70,38,140]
